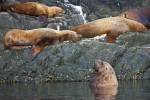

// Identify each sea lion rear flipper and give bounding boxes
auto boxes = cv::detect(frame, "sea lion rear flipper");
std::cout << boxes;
[29,45,44,61]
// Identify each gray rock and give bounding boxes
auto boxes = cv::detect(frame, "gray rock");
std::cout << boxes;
[116,31,150,48]
[0,40,126,82]
[0,0,150,83]
[0,12,46,30]
[115,45,150,80]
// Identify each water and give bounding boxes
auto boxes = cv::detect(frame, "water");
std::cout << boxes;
[0,80,150,100]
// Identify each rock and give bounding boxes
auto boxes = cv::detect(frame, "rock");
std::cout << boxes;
[0,40,126,82]
[116,31,150,47]
[0,38,149,82]
[0,0,150,83]
[0,12,23,29]
[0,12,47,29]
[115,44,150,80]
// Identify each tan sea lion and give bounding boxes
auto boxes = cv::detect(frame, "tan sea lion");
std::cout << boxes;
[6,2,64,17]
[71,16,146,43]
[89,60,118,88]
[3,28,81,60]
[89,60,118,100]
[120,8,150,28]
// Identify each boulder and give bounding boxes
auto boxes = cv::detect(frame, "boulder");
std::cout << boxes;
[115,44,150,80]
[0,40,126,82]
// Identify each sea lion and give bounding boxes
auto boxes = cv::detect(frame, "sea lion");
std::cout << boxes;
[3,28,81,60]
[6,2,64,17]
[89,60,118,88]
[89,60,118,100]
[120,8,150,28]
[71,16,146,43]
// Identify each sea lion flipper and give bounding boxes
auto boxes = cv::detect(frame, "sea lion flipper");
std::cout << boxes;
[106,34,119,43]
[30,45,44,61]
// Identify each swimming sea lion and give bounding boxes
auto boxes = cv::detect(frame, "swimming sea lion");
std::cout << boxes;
[89,60,118,88]
[89,60,118,100]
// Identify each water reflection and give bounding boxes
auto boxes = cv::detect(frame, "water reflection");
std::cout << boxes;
[0,82,93,100]
[0,80,150,100]
[90,86,118,100]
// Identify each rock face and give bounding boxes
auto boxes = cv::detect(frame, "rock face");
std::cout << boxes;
[0,37,150,82]
[0,0,150,82]
[115,45,150,80]
[0,41,125,82]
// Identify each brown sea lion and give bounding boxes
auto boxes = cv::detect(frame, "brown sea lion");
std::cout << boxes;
[120,8,150,28]
[89,60,118,100]
[3,28,81,60]
[6,2,64,17]
[71,16,146,43]
[89,60,118,88]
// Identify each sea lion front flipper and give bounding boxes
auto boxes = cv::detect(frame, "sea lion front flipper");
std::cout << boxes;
[106,34,119,43]
[29,45,44,61]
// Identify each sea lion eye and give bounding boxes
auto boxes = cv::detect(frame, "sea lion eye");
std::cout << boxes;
[105,67,108,70]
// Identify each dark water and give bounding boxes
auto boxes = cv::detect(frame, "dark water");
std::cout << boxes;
[0,80,150,100]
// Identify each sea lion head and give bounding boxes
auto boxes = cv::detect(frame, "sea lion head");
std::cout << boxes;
[3,29,18,49]
[90,60,118,88]
[94,60,111,73]
[55,7,64,14]
[59,30,82,42]
[121,17,147,32]
[3,29,30,49]
[48,6,64,17]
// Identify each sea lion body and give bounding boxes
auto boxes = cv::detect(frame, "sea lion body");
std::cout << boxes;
[71,16,146,43]
[121,8,150,28]
[3,28,80,59]
[7,2,64,17]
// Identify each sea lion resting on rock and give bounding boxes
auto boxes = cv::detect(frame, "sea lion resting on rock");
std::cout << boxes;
[120,8,150,29]
[3,28,81,60]
[89,60,118,100]
[6,2,64,17]
[71,16,146,43]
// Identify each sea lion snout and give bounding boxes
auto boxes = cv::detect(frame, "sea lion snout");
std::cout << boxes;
[73,34,82,41]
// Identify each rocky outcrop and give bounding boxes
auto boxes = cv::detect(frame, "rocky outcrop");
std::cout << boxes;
[0,41,125,82]
[116,31,150,48]
[0,36,150,83]
[0,0,149,83]
[115,44,150,80]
